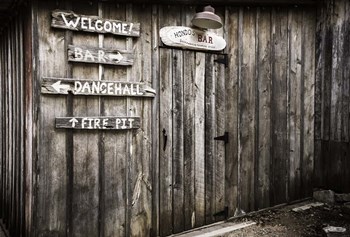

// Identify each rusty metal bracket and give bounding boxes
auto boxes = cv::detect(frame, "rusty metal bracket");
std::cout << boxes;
[214,132,229,144]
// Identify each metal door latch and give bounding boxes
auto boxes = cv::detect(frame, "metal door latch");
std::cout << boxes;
[214,132,229,144]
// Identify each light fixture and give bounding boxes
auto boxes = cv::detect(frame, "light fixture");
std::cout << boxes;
[192,5,223,29]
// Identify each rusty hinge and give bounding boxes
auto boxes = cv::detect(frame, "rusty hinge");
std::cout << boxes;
[214,132,229,144]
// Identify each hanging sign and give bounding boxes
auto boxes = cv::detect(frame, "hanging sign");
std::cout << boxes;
[41,77,156,98]
[68,45,133,66]
[56,116,140,130]
[160,26,226,51]
[51,10,140,37]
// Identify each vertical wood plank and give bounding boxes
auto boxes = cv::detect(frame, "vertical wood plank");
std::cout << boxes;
[13,17,17,237]
[321,1,333,141]
[288,8,302,201]
[213,11,226,222]
[2,35,5,222]
[64,1,75,235]
[172,49,185,234]
[302,7,316,197]
[4,28,9,225]
[7,22,13,231]
[271,7,288,205]
[224,6,239,217]
[151,4,160,237]
[0,30,3,219]
[194,52,206,227]
[10,17,15,235]
[35,0,67,235]
[125,5,133,237]
[0,35,3,220]
[320,0,336,190]
[8,21,13,232]
[341,0,350,142]
[256,7,272,209]
[24,3,34,235]
[127,4,153,237]
[341,1,350,192]
[18,14,25,236]
[14,18,21,233]
[236,7,243,214]
[100,3,127,237]
[3,30,9,225]
[183,49,196,231]
[98,5,105,237]
[2,39,6,222]
[314,1,325,188]
[204,53,215,224]
[239,7,256,212]
[159,46,173,236]
[8,25,13,229]
[330,0,344,141]
[158,5,181,236]
[11,18,16,235]
[71,1,99,236]
[181,7,196,231]
[13,19,18,234]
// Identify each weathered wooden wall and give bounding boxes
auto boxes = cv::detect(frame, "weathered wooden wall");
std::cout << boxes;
[156,5,316,236]
[0,10,26,237]
[32,1,317,236]
[0,0,322,236]
[315,0,350,193]
[34,0,153,236]
[3,0,350,236]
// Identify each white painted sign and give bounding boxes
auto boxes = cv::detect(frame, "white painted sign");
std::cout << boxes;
[56,116,140,130]
[41,77,156,97]
[51,10,140,37]
[160,26,226,51]
[68,45,133,66]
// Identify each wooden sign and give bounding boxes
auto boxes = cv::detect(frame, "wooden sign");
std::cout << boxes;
[160,26,226,51]
[41,77,156,97]
[56,116,140,130]
[68,45,133,66]
[51,10,140,37]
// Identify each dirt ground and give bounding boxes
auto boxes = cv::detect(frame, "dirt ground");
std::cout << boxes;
[228,201,350,237]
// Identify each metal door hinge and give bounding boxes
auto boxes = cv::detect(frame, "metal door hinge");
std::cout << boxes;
[214,54,228,68]
[213,206,229,219]
[214,132,229,144]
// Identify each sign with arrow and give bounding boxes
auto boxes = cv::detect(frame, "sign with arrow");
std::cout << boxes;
[56,116,140,130]
[68,45,133,66]
[41,77,156,97]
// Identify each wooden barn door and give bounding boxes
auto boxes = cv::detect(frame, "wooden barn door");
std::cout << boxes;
[158,48,228,236]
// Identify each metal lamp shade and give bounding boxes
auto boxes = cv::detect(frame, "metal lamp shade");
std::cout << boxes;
[192,5,223,29]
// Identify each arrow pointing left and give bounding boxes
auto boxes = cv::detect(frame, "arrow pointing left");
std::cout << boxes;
[52,80,71,93]
[69,118,79,128]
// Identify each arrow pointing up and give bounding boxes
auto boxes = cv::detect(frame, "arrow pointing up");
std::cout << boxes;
[52,81,71,93]
[69,118,79,128]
